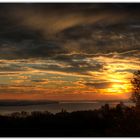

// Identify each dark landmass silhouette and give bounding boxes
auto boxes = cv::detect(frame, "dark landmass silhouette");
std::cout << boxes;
[0,100,58,106]
[0,99,129,106]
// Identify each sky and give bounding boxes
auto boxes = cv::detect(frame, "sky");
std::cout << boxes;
[0,3,139,100]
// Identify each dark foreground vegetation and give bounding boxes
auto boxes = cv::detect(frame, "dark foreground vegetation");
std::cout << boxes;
[0,103,140,137]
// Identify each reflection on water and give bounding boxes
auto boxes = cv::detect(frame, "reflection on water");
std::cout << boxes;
[0,101,135,115]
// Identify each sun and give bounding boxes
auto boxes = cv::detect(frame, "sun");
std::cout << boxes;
[101,71,132,95]
[105,82,130,95]
[110,84,125,94]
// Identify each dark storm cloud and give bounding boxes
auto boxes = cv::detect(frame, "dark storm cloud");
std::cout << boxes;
[0,3,139,77]
[0,3,139,60]
[114,50,140,59]
[30,60,104,75]
[31,79,47,83]
[115,69,136,73]
[85,82,113,89]
[59,25,140,56]
[0,40,67,59]
[0,63,27,72]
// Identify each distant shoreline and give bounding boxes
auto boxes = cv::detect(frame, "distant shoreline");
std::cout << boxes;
[0,99,132,107]
[0,100,59,106]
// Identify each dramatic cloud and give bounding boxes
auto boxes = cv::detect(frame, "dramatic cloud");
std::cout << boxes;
[0,3,139,100]
[85,82,113,89]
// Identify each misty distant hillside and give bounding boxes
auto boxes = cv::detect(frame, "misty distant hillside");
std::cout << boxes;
[0,100,59,106]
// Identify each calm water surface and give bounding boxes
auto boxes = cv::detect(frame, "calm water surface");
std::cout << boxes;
[0,101,134,115]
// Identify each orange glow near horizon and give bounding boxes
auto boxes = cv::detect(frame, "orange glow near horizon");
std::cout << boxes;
[0,60,135,100]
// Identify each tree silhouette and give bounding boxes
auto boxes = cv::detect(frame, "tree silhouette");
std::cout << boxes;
[131,70,140,108]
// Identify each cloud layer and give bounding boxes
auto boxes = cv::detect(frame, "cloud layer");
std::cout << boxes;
[0,4,139,100]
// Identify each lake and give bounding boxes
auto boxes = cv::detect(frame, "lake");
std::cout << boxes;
[0,101,135,115]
